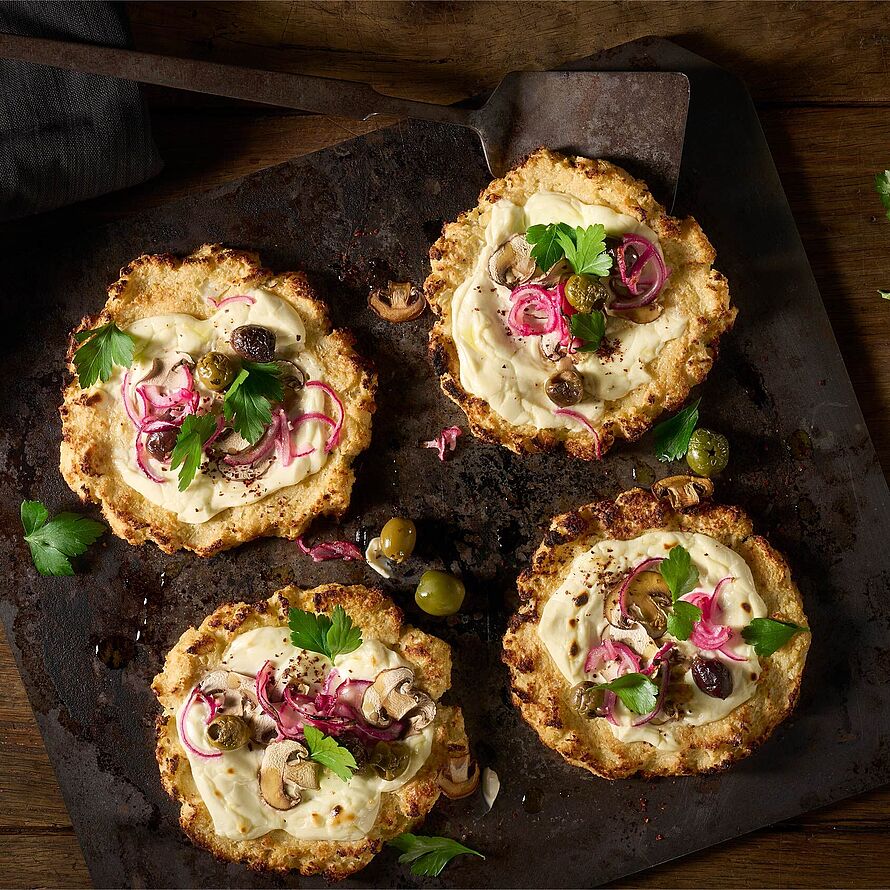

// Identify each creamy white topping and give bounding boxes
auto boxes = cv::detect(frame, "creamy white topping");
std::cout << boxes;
[179,627,434,842]
[538,531,767,750]
[450,191,686,429]
[101,287,331,523]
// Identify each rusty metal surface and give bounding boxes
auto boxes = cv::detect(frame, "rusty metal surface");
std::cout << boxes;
[0,34,687,192]
[1,38,889,888]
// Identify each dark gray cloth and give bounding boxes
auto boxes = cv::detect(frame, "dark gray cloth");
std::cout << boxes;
[0,1,162,219]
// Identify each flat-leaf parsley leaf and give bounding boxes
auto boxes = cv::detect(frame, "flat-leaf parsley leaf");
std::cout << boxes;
[170,413,219,491]
[388,834,484,878]
[653,398,700,461]
[525,222,573,271]
[223,360,283,445]
[569,310,606,352]
[73,323,135,388]
[875,169,890,221]
[21,500,104,576]
[660,545,702,641]
[742,617,809,657]
[288,605,362,662]
[556,224,612,276]
[302,725,358,782]
[597,673,659,715]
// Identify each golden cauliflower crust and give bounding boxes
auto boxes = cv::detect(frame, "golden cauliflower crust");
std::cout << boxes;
[153,584,468,880]
[426,148,736,459]
[503,488,809,777]
[59,245,376,556]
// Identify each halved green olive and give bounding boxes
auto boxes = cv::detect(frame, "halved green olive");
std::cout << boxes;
[415,570,465,616]
[686,428,730,477]
[369,741,410,780]
[564,274,609,313]
[206,714,251,751]
[380,518,416,563]
[195,351,235,392]
[569,681,606,719]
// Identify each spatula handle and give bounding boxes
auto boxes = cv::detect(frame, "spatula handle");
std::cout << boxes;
[0,33,472,126]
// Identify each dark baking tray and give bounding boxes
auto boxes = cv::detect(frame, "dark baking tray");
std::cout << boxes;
[2,38,889,889]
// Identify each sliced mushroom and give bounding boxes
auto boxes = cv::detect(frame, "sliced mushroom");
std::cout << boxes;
[368,280,426,322]
[361,667,437,732]
[488,234,537,288]
[652,475,715,511]
[284,758,321,791]
[532,257,572,288]
[437,746,480,799]
[200,670,277,741]
[408,695,437,733]
[605,572,672,639]
[259,740,313,810]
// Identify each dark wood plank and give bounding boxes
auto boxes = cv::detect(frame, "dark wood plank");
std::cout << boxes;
[0,832,91,890]
[125,1,890,105]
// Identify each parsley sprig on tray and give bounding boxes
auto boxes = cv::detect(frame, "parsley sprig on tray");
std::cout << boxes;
[388,833,484,877]
[21,500,104,576]
[653,398,700,462]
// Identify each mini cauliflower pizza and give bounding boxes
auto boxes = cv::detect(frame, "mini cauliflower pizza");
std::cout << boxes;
[503,485,809,777]
[60,245,375,556]
[153,584,474,879]
[426,148,735,459]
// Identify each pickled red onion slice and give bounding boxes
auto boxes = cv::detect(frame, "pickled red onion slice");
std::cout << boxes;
[552,408,602,460]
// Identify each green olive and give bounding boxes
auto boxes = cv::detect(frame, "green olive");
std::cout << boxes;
[195,351,235,392]
[415,570,465,617]
[206,714,251,751]
[569,681,606,719]
[369,741,410,780]
[380,517,416,563]
[686,428,730,477]
[564,274,609,313]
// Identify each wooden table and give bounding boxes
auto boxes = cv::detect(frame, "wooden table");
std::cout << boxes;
[2,2,890,886]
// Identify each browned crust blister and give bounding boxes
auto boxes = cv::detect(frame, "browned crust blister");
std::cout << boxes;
[502,489,809,778]
[153,584,468,880]
[425,148,737,460]
[59,244,376,556]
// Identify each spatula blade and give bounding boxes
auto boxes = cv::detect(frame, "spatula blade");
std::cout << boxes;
[472,71,689,208]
